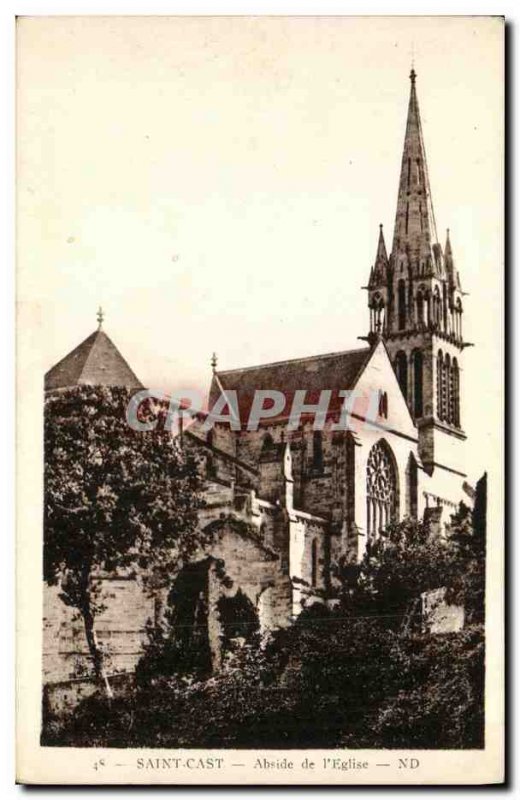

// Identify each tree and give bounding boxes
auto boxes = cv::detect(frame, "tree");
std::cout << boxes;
[347,516,460,623]
[446,478,487,624]
[44,385,205,696]
[42,508,486,749]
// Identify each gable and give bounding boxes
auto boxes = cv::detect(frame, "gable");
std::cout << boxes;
[352,340,417,438]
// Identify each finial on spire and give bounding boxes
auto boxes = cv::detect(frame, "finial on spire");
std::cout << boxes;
[96,306,104,329]
[211,352,218,373]
[410,40,416,83]
[445,228,453,257]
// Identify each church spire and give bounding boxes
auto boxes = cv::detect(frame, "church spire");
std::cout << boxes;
[391,69,440,274]
[365,67,466,469]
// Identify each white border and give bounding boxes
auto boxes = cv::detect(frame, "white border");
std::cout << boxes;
[3,3,514,797]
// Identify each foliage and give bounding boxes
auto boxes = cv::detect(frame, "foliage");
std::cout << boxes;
[44,385,205,690]
[347,516,460,622]
[135,517,266,686]
[42,612,484,749]
[43,483,486,748]
[357,624,485,749]
[446,489,486,624]
[136,563,261,685]
[136,559,215,686]
[217,589,260,649]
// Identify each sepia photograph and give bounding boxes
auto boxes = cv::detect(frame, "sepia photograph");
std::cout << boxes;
[15,13,504,784]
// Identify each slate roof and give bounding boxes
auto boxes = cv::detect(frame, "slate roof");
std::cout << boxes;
[45,329,143,391]
[210,347,371,425]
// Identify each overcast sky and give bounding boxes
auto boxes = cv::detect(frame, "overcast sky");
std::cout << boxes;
[17,16,503,480]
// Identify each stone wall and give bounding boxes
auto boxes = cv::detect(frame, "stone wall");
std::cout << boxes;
[43,515,292,686]
[205,522,290,628]
[288,513,329,616]
[43,578,155,683]
[421,587,465,633]
[43,672,135,719]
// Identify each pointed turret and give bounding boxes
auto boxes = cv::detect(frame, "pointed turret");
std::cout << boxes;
[391,69,441,276]
[369,224,389,288]
[444,228,461,291]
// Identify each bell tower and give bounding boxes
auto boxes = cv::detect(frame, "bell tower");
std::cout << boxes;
[366,69,468,474]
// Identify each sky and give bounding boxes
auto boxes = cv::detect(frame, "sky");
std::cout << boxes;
[17,15,503,480]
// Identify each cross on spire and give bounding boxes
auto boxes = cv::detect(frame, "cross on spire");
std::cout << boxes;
[97,306,104,329]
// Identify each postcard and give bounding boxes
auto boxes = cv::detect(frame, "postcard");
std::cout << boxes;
[16,15,504,784]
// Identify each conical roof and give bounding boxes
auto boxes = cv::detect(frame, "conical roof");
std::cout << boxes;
[391,69,441,275]
[45,327,143,391]
[369,224,389,287]
[444,228,461,291]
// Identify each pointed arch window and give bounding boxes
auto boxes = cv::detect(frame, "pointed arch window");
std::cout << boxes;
[366,439,398,538]
[447,354,455,424]
[378,390,388,419]
[437,349,444,420]
[312,431,324,473]
[378,299,385,333]
[413,350,423,418]
[433,286,442,328]
[416,288,426,328]
[395,351,408,401]
[371,294,385,334]
[425,290,432,326]
[448,304,454,337]
[442,283,448,334]
[398,279,407,330]
[444,353,451,423]
[452,358,460,427]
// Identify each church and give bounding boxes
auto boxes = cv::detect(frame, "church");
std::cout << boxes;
[43,70,472,692]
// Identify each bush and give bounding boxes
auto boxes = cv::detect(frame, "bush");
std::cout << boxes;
[42,608,484,749]
[43,509,486,749]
